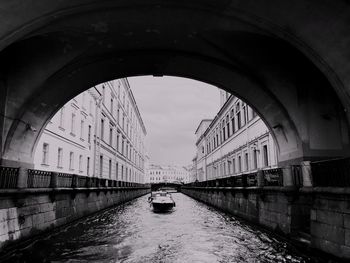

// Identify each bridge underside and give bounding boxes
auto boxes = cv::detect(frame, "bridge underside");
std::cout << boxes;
[1,0,350,167]
[151,183,182,192]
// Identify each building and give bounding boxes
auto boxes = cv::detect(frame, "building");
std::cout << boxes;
[194,90,277,182]
[34,79,147,183]
[189,156,198,183]
[148,164,190,184]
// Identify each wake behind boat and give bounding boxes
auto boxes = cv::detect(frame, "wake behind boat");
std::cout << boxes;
[148,191,176,212]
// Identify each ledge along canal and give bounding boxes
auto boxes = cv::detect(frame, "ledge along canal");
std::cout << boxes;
[3,193,323,262]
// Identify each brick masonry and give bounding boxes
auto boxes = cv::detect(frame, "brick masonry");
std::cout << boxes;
[0,187,150,250]
[181,187,350,260]
[310,192,350,259]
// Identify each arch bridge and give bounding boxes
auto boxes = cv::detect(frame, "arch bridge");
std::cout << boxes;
[0,0,350,259]
[151,182,183,192]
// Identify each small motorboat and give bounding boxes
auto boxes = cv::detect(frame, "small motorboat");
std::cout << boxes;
[149,191,175,212]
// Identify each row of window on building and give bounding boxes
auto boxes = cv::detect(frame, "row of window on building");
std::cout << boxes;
[42,141,143,181]
[42,143,91,173]
[206,144,270,179]
[193,90,278,182]
[99,118,144,169]
[35,79,147,184]
[204,101,257,155]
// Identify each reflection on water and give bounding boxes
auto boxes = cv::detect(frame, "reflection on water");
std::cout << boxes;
[5,193,314,262]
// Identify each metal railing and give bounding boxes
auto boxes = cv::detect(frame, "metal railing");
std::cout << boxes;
[246,172,258,187]
[311,157,350,187]
[57,172,73,188]
[0,166,148,190]
[27,169,51,188]
[76,175,87,188]
[291,165,303,187]
[0,166,19,189]
[262,168,283,186]
[186,167,286,188]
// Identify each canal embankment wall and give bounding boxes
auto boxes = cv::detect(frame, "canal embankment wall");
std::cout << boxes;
[0,186,150,251]
[182,186,350,260]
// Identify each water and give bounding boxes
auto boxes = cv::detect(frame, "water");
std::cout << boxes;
[6,193,315,262]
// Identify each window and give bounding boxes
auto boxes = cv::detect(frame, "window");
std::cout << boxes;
[109,127,113,145]
[100,118,104,140]
[79,155,83,172]
[117,107,120,124]
[226,116,230,137]
[122,139,124,155]
[80,119,84,139]
[109,159,112,178]
[102,85,105,103]
[42,143,49,165]
[263,145,269,167]
[232,158,236,174]
[59,107,64,128]
[57,148,63,168]
[238,156,242,172]
[219,128,223,144]
[236,103,241,130]
[110,98,114,113]
[88,125,91,143]
[116,134,120,151]
[87,157,90,175]
[231,116,235,134]
[242,103,247,126]
[69,152,74,170]
[116,162,119,180]
[71,113,76,134]
[121,165,124,180]
[245,153,249,171]
[253,149,258,169]
[99,155,103,176]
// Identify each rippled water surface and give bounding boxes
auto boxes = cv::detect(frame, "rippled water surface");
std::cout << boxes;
[6,193,314,262]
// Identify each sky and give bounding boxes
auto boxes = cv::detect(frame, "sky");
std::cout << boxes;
[128,76,221,167]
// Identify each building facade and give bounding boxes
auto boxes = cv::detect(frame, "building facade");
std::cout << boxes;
[194,90,278,182]
[34,79,147,183]
[148,164,190,184]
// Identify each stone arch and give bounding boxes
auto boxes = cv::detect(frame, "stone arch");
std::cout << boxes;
[0,1,349,167]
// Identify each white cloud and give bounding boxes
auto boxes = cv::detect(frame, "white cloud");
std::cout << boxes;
[129,76,220,166]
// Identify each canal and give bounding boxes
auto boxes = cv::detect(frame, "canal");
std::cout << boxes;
[5,193,316,262]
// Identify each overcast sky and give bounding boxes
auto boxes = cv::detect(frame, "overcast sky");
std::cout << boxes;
[128,76,221,167]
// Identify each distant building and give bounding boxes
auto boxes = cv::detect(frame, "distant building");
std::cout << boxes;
[190,155,198,183]
[147,164,190,184]
[34,79,147,183]
[194,90,277,182]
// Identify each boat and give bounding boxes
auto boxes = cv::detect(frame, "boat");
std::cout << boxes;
[149,191,176,212]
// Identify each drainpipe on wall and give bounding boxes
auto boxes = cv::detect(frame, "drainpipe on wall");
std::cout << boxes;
[93,95,102,179]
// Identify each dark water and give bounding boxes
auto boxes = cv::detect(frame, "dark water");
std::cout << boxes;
[6,193,315,262]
